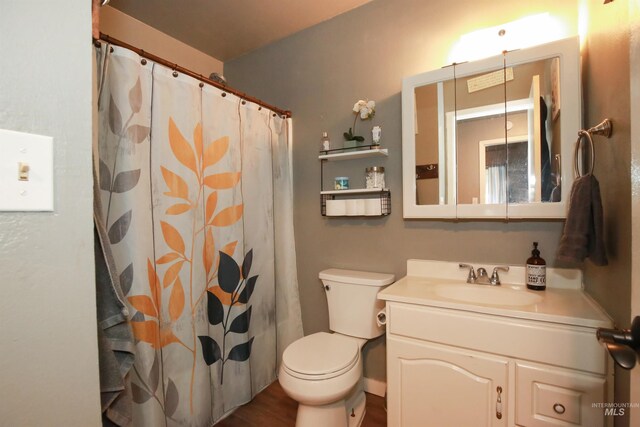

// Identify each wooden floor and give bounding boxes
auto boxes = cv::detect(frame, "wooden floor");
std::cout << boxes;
[215,381,386,426]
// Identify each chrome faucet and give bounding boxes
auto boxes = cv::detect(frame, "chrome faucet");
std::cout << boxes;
[490,266,509,285]
[459,264,509,286]
[459,263,477,283]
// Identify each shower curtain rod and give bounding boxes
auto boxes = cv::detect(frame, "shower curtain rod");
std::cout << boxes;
[96,33,292,118]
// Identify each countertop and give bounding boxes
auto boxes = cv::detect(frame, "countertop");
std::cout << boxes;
[378,260,613,329]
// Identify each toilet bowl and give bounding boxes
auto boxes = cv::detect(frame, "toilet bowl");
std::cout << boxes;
[279,332,367,426]
[279,269,395,427]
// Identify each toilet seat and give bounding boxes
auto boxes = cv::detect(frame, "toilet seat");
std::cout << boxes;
[282,332,360,380]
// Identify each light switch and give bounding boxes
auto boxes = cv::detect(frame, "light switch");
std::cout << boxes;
[0,128,54,211]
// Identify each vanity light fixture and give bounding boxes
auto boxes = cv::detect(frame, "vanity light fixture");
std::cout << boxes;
[448,13,568,64]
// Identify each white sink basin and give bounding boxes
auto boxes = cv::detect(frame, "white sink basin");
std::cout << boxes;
[435,284,544,307]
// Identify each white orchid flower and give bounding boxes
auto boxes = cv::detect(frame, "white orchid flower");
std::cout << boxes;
[353,100,367,113]
[346,99,376,141]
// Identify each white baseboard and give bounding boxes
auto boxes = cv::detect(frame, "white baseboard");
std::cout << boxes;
[364,377,386,397]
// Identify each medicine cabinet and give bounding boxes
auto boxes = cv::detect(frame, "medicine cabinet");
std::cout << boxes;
[401,37,581,219]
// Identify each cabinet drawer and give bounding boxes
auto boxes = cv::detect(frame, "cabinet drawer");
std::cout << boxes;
[515,362,605,427]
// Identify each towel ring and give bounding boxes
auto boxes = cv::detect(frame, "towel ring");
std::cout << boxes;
[573,119,613,177]
[574,130,595,177]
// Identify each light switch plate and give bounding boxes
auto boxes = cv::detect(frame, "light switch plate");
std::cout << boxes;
[0,128,54,211]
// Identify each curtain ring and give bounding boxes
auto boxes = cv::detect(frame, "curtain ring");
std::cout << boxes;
[574,130,595,177]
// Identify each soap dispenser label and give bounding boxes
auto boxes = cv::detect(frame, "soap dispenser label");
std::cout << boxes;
[526,265,546,286]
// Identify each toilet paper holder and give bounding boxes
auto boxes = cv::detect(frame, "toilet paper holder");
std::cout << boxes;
[376,308,387,327]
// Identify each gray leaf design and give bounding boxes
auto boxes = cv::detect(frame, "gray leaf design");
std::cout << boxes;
[132,382,152,403]
[131,311,145,322]
[119,263,133,295]
[126,124,150,144]
[149,352,160,393]
[108,210,132,244]
[229,306,252,334]
[113,169,141,193]
[198,336,222,365]
[164,378,179,417]
[108,95,123,136]
[129,77,142,114]
[227,337,254,362]
[99,159,112,192]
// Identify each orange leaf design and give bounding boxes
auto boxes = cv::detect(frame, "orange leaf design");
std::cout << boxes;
[212,205,244,227]
[160,221,186,255]
[157,253,181,264]
[221,241,238,257]
[203,228,215,275]
[161,167,190,200]
[194,123,203,163]
[169,277,185,321]
[160,327,181,347]
[147,259,161,311]
[168,118,198,176]
[163,260,185,288]
[203,172,241,190]
[166,203,192,215]
[131,320,160,348]
[128,295,158,317]
[203,136,229,169]
[207,285,244,307]
[205,192,218,224]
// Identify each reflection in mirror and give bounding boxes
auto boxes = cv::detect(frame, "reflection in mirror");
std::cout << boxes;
[418,56,562,206]
[506,56,562,204]
[414,71,455,206]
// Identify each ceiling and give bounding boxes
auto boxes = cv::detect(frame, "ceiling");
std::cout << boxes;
[108,0,374,62]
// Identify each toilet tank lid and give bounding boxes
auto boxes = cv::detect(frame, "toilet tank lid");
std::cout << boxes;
[319,269,395,286]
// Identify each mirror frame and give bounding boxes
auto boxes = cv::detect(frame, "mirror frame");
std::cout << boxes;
[402,36,581,219]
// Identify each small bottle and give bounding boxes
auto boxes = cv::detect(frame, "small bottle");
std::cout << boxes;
[321,132,331,152]
[526,242,546,291]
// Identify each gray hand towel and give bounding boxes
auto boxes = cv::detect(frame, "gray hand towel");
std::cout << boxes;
[557,174,608,265]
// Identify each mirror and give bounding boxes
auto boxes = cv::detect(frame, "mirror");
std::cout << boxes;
[402,37,580,219]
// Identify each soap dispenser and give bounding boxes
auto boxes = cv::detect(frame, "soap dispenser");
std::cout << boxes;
[526,242,546,291]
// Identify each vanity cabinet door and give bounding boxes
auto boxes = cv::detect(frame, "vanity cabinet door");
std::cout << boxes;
[387,336,509,427]
[515,362,606,427]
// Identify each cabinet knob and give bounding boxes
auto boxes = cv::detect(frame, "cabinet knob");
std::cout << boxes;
[553,403,566,414]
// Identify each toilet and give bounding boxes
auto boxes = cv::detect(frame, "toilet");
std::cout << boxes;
[279,268,395,427]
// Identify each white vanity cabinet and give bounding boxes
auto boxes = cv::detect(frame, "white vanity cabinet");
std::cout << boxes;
[379,260,613,427]
[388,333,509,427]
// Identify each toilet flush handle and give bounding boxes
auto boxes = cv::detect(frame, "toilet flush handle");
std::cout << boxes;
[323,284,330,291]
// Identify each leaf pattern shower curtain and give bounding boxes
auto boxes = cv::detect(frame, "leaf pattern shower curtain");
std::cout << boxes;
[95,44,303,426]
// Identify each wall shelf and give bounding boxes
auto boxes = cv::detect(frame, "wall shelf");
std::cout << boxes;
[321,190,391,217]
[319,147,388,161]
[321,188,388,195]
[319,146,390,217]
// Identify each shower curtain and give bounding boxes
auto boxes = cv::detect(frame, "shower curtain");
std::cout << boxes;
[485,165,507,204]
[95,44,303,426]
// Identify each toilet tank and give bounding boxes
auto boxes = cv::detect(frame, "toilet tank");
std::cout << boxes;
[319,269,395,339]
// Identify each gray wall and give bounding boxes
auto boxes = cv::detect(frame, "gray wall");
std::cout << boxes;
[225,0,592,382]
[582,0,634,424]
[0,1,101,425]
